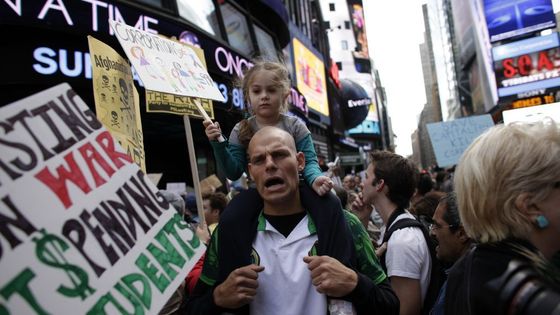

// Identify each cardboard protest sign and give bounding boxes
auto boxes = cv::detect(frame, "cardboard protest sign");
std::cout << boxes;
[0,84,204,314]
[200,175,222,193]
[146,44,215,118]
[110,20,225,103]
[426,115,494,167]
[88,36,146,172]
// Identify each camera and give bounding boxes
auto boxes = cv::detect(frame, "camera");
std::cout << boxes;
[488,259,560,315]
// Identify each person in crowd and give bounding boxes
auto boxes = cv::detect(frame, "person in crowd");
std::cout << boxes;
[203,60,332,196]
[445,121,560,314]
[184,127,399,315]
[343,174,357,192]
[441,166,454,193]
[410,172,434,205]
[353,151,432,315]
[334,186,381,244]
[182,193,199,223]
[202,191,228,233]
[410,191,445,231]
[428,192,472,315]
[184,192,230,295]
[354,174,363,192]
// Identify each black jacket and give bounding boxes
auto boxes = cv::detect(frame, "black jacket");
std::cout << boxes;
[183,185,398,314]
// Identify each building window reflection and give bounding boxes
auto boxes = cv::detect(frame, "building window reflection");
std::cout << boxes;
[138,0,162,7]
[177,0,220,36]
[220,3,254,56]
[255,25,279,61]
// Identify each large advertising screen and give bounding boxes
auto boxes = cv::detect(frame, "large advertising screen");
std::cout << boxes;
[293,38,329,117]
[493,33,560,97]
[347,0,371,73]
[484,0,556,43]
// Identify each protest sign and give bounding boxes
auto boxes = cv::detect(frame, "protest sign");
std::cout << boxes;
[200,175,222,194]
[426,115,494,167]
[88,36,146,172]
[0,84,204,314]
[110,20,225,103]
[146,44,215,118]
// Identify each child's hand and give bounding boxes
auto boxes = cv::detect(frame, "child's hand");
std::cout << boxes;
[203,120,222,141]
[312,176,333,196]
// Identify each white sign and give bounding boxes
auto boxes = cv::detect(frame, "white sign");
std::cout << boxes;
[0,84,204,314]
[503,103,560,125]
[110,20,225,102]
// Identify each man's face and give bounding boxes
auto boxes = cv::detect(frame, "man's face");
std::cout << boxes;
[248,132,304,208]
[361,164,378,204]
[343,175,355,190]
[430,202,464,263]
[203,198,218,225]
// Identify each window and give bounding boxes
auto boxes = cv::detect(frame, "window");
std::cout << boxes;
[177,0,220,36]
[329,3,335,11]
[220,3,254,56]
[341,40,348,50]
[345,21,351,29]
[138,0,162,7]
[255,25,279,61]
[336,62,343,70]
[324,21,331,29]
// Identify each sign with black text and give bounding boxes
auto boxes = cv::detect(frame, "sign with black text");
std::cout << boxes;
[0,84,204,314]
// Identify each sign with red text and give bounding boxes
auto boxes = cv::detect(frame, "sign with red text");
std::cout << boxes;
[0,84,204,314]
[110,20,225,103]
[493,33,560,97]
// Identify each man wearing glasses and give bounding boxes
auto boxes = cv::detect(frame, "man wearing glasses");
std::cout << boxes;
[428,192,472,315]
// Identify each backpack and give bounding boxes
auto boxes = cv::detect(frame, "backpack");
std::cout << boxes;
[380,218,446,315]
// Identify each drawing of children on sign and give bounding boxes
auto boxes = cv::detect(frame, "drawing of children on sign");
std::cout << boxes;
[171,61,190,91]
[154,57,182,93]
[130,46,164,80]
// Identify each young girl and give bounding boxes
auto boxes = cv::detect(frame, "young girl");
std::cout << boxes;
[204,61,332,196]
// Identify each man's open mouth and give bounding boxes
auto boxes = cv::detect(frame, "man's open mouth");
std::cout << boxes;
[264,177,285,189]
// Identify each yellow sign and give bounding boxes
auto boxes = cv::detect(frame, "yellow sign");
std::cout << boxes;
[145,42,215,118]
[293,38,329,116]
[88,36,146,172]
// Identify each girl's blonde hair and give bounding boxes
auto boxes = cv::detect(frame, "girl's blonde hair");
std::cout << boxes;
[454,120,560,243]
[237,60,291,147]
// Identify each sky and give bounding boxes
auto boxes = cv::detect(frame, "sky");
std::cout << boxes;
[364,0,427,157]
[363,0,560,157]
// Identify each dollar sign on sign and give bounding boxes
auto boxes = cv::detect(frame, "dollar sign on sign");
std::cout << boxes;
[33,229,96,300]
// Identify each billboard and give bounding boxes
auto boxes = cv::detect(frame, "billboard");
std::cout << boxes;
[347,0,371,73]
[484,0,556,43]
[293,37,329,117]
[493,33,560,97]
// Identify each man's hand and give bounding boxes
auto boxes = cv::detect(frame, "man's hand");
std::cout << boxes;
[351,192,373,214]
[203,120,222,141]
[303,256,358,297]
[213,264,264,309]
[312,176,334,196]
[195,223,210,245]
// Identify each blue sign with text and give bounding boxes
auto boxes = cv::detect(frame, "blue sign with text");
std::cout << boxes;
[426,115,495,167]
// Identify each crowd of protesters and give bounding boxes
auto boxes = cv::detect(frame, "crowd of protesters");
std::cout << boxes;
[153,58,560,315]
[156,119,560,315]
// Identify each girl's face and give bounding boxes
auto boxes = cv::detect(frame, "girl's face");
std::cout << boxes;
[248,70,288,120]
